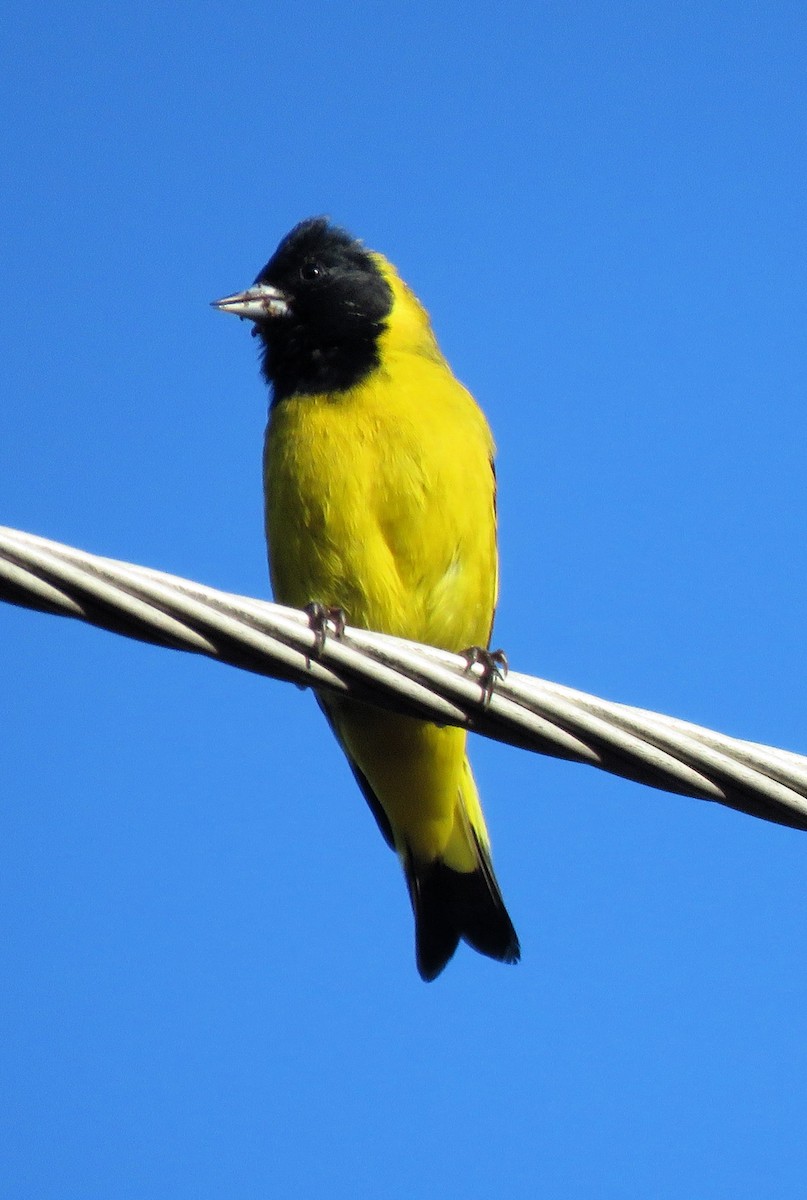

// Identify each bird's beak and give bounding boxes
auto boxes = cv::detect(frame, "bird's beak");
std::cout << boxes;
[211,283,290,321]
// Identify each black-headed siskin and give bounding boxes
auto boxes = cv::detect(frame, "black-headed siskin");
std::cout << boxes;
[215,219,519,980]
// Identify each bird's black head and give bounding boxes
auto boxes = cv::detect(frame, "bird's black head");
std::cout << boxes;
[247,218,394,402]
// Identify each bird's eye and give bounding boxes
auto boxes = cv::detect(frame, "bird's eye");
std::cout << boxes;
[300,260,323,281]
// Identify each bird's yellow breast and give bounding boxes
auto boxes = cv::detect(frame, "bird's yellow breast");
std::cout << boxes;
[263,333,497,654]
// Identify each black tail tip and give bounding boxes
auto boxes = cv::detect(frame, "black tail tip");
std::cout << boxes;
[407,857,520,982]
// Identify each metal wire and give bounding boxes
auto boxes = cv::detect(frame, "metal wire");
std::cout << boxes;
[2,523,807,832]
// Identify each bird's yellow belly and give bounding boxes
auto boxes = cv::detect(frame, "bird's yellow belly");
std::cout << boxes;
[263,380,496,652]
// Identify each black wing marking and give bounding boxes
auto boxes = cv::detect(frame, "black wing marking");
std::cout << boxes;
[316,697,395,849]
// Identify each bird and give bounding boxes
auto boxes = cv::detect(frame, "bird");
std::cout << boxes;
[214,218,519,980]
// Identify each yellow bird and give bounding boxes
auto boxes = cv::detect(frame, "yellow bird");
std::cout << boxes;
[214,218,519,980]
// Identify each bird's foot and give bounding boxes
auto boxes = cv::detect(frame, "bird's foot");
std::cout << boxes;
[461,646,508,706]
[304,602,347,656]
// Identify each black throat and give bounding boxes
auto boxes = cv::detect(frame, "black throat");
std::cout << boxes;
[257,317,387,404]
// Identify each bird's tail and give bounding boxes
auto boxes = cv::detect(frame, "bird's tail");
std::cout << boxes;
[404,764,520,982]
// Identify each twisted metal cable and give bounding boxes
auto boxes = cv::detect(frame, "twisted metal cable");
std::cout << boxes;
[2,523,807,832]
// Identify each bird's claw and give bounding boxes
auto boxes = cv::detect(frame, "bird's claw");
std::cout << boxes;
[304,602,347,656]
[461,646,508,706]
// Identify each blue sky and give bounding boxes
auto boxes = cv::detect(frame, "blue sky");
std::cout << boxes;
[2,3,806,1196]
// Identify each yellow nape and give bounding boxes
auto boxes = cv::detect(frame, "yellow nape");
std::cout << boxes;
[370,253,446,365]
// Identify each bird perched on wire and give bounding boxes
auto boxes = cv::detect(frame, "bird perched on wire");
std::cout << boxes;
[214,218,519,980]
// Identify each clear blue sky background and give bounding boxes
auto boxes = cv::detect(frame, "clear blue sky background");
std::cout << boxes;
[2,3,806,1196]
